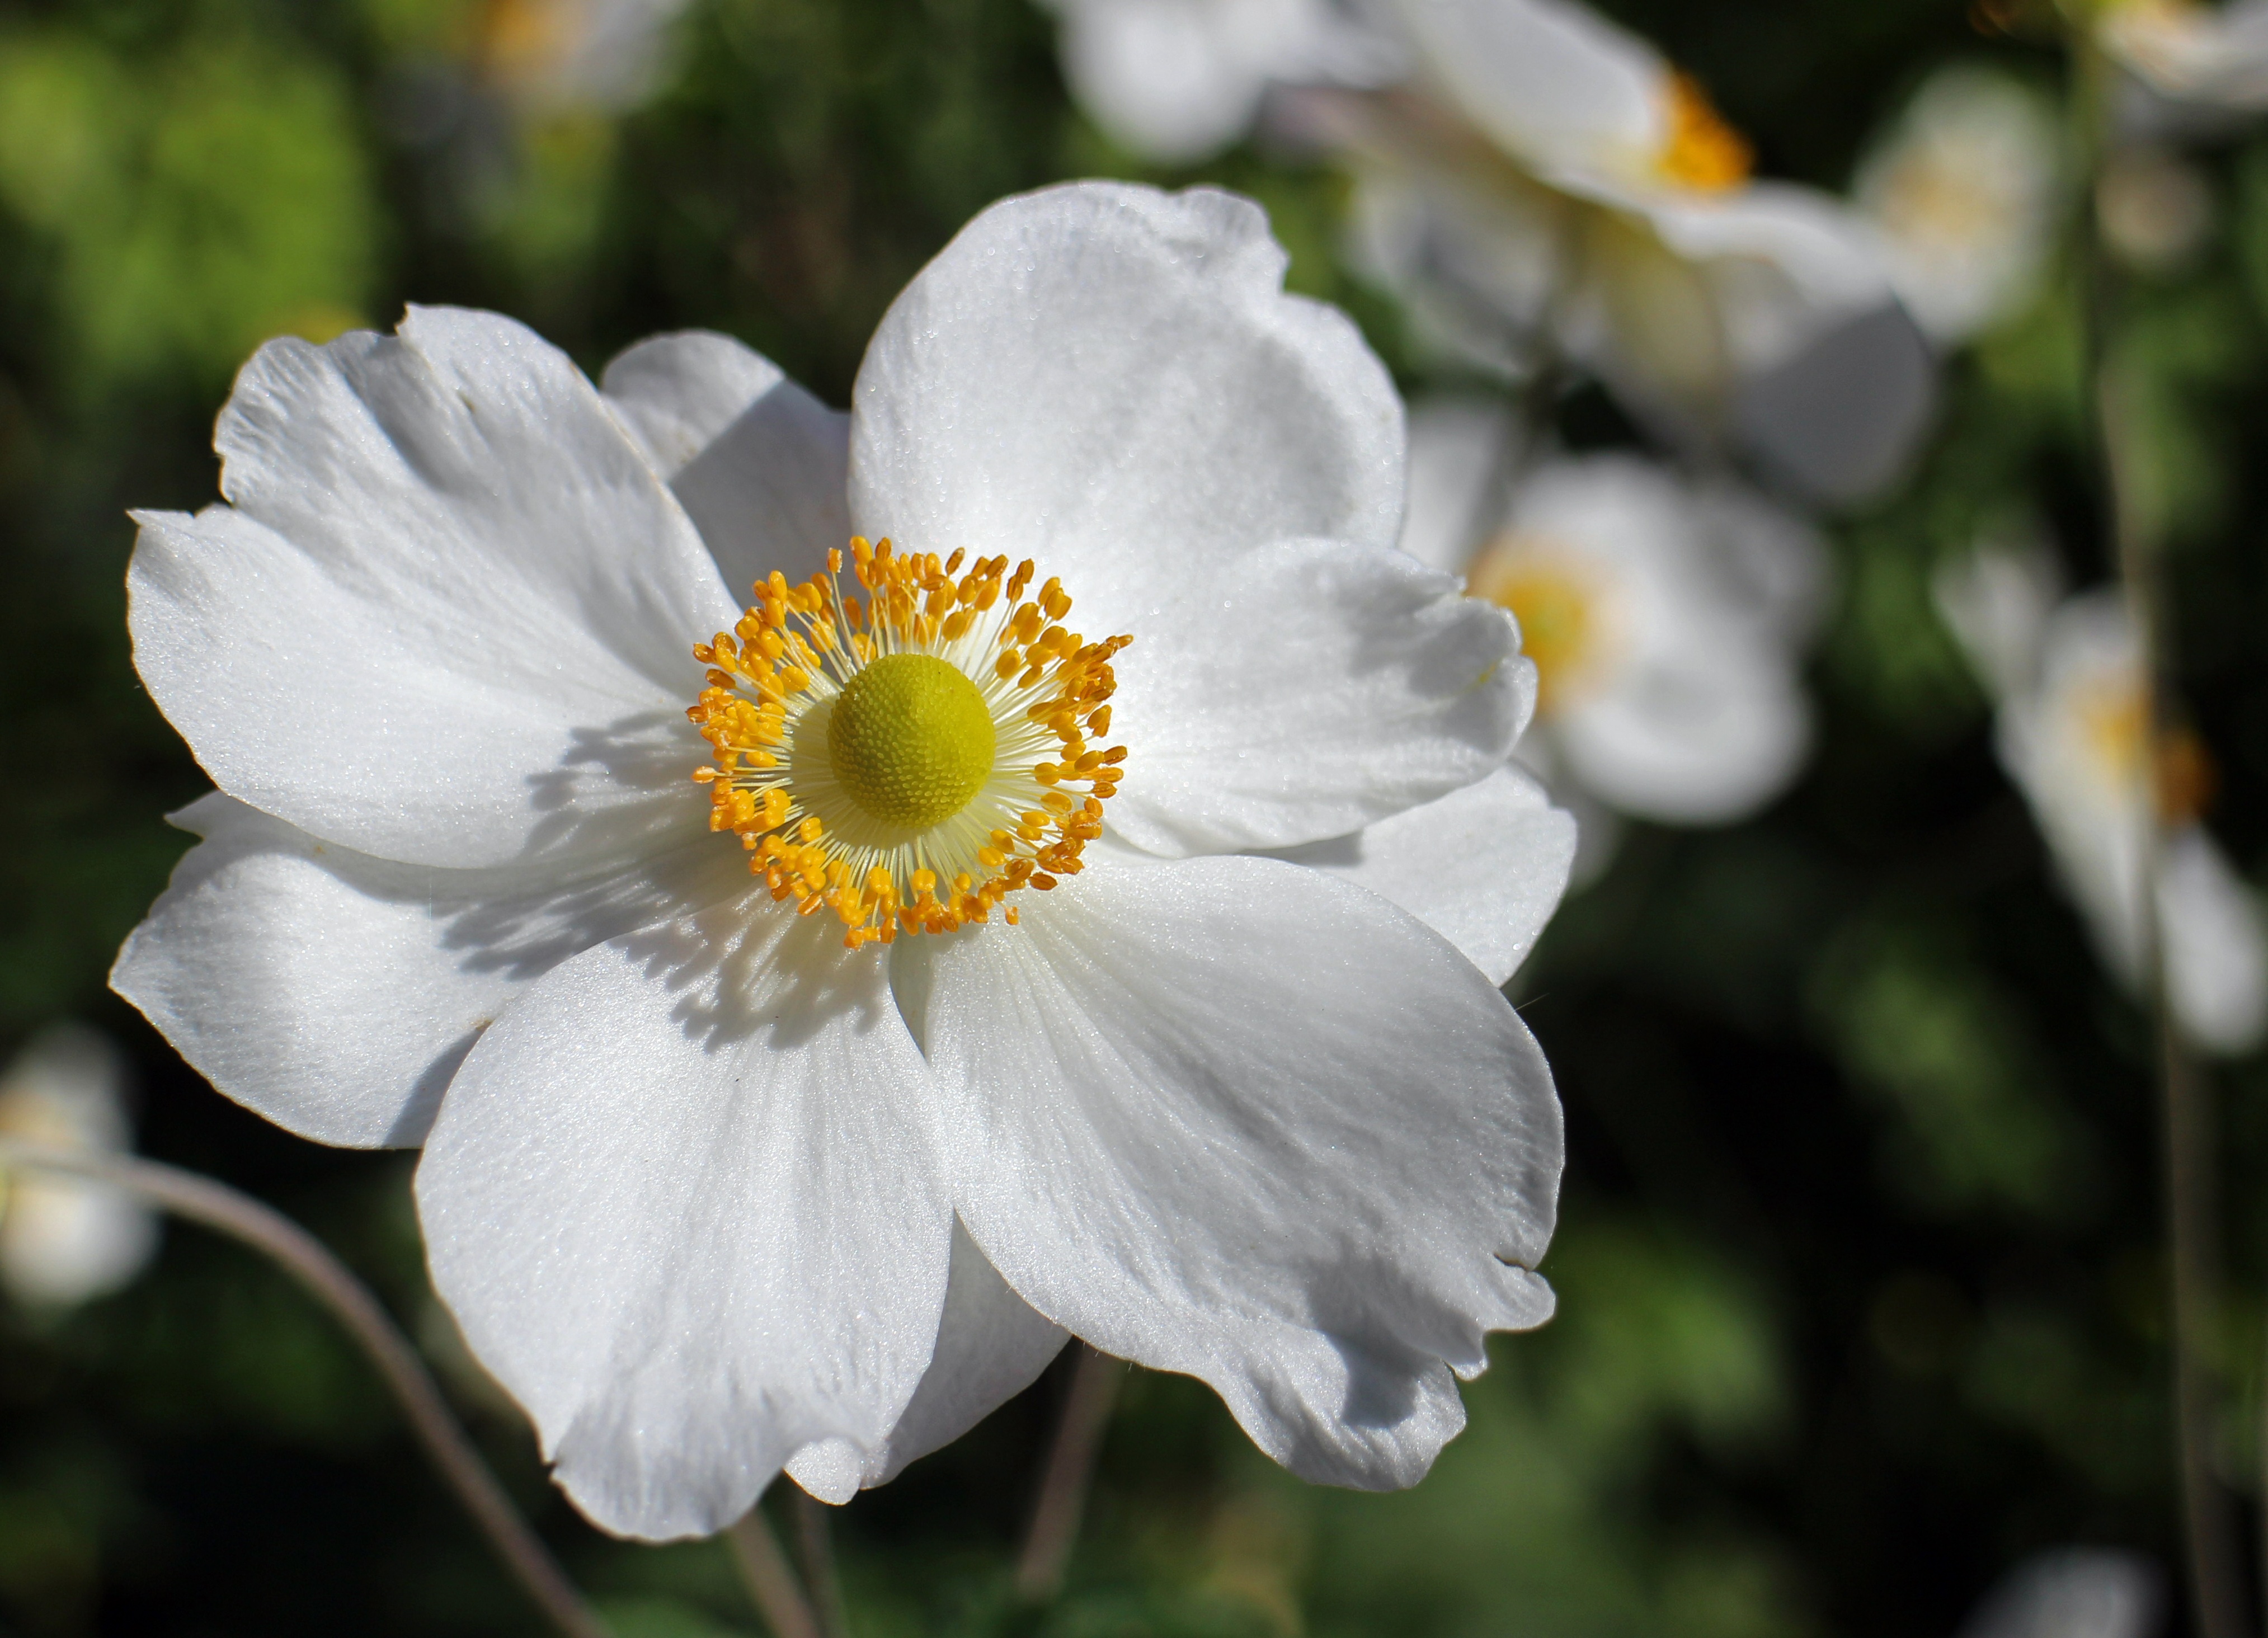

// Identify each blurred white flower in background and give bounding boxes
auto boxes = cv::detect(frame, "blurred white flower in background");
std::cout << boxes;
[1938,544,2267,1055]
[1955,1547,2159,1638]
[472,0,693,116]
[0,1026,157,1308]
[1403,397,1825,868]
[1317,0,1937,505]
[1852,64,2064,348]
[2101,0,2268,114]
[1034,0,1398,162]
[2096,144,2216,271]
[113,182,1574,1541]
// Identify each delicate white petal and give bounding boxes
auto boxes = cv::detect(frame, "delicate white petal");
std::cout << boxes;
[1933,534,2065,703]
[1956,1548,2159,1638]
[1054,0,1276,163]
[1107,536,1532,856]
[601,331,796,478]
[1731,300,1937,506]
[601,332,852,600]
[1558,185,1935,503]
[128,307,738,869]
[111,793,745,1150]
[1393,0,1664,179]
[1341,152,1571,376]
[1048,0,1398,163]
[1264,765,1575,986]
[0,1029,157,1307]
[897,852,1561,1491]
[2162,827,2268,1056]
[1399,397,1516,575]
[1554,655,1810,823]
[787,1218,1068,1498]
[848,182,1405,607]
[418,898,952,1541]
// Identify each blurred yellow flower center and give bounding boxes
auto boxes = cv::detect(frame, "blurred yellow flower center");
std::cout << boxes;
[1467,538,1601,713]
[829,655,997,829]
[1658,74,1753,192]
[2076,676,2215,823]
[688,539,1131,949]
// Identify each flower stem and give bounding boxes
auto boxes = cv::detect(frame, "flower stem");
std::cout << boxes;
[0,1140,609,1638]
[790,1490,854,1638]
[1014,1344,1126,1603]
[724,1503,824,1638]
[2071,30,2246,1638]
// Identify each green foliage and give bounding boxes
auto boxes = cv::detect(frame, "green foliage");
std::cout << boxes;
[0,13,375,393]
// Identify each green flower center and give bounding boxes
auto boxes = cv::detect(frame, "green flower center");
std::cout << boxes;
[827,652,996,830]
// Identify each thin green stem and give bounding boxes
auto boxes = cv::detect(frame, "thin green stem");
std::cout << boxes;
[792,1489,854,1638]
[1014,1344,1126,1603]
[0,1139,608,1638]
[724,1503,824,1638]
[2071,30,2247,1638]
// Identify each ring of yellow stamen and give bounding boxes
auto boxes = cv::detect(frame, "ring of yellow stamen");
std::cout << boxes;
[687,538,1132,949]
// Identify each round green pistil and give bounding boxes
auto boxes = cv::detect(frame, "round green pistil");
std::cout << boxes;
[827,653,996,830]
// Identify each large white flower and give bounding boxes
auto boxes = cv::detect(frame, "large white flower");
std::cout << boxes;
[1324,0,1935,504]
[0,1026,157,1308]
[1938,548,2267,1055]
[1852,64,2064,349]
[1036,0,1399,163]
[1401,397,1824,841]
[111,182,1575,1540]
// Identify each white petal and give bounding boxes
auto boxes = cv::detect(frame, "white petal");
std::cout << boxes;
[1394,0,1664,179]
[601,332,852,600]
[112,793,748,1150]
[1053,0,1275,163]
[1555,658,1810,823]
[1263,765,1576,987]
[2162,827,2268,1057]
[1731,300,1937,506]
[1399,396,1516,575]
[1566,186,1935,503]
[1106,536,1531,856]
[787,1218,1068,1498]
[848,182,1405,611]
[1959,1548,2159,1638]
[129,307,738,869]
[897,852,1562,1490]
[418,898,952,1541]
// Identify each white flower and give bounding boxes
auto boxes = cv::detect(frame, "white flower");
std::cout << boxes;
[1329,0,1935,504]
[1852,64,2064,347]
[111,182,1575,1540]
[1034,0,1399,163]
[1401,397,1824,833]
[1937,548,2268,1055]
[2101,0,2268,114]
[1955,1548,2158,1638]
[0,1027,157,1308]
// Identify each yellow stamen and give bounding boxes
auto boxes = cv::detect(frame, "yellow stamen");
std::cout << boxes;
[685,537,1133,948]
[1465,534,1604,713]
[1658,73,1752,193]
